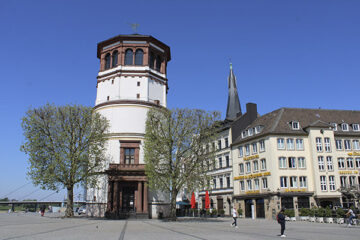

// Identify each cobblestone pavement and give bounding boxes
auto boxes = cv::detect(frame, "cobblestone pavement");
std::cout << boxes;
[0,213,359,240]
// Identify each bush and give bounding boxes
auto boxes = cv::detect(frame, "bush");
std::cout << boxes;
[237,208,243,216]
[299,208,310,216]
[309,208,316,217]
[325,207,332,218]
[206,209,211,216]
[284,209,295,218]
[211,209,217,217]
[336,208,345,218]
[315,208,325,217]
[219,209,225,215]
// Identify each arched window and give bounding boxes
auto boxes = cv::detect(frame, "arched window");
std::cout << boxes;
[135,49,143,65]
[155,55,162,71]
[112,51,118,67]
[125,49,133,65]
[104,53,111,70]
[149,52,155,69]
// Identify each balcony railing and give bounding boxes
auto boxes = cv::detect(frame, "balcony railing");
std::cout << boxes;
[109,163,145,171]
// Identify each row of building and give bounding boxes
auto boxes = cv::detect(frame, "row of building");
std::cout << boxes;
[198,66,360,219]
[87,33,360,219]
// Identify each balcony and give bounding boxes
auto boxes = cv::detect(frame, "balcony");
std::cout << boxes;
[108,163,145,172]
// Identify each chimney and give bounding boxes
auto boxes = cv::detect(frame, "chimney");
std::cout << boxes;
[246,103,257,121]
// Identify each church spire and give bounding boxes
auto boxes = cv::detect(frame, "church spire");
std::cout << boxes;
[225,62,242,120]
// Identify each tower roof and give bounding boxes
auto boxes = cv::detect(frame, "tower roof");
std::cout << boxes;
[225,63,242,120]
[97,34,171,60]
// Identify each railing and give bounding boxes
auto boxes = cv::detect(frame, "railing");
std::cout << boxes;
[109,163,145,171]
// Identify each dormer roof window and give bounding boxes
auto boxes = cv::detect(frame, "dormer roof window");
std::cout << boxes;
[291,121,300,130]
[248,128,254,136]
[331,123,337,131]
[242,131,248,138]
[254,125,263,134]
[352,123,359,131]
[341,123,349,131]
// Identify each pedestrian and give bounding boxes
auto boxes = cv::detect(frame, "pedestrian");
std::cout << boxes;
[40,205,46,217]
[231,207,238,228]
[345,208,356,227]
[277,209,286,238]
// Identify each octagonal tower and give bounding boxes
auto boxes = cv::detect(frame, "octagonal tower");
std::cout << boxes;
[87,34,171,219]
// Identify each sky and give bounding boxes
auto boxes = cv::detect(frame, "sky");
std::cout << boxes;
[1,0,359,201]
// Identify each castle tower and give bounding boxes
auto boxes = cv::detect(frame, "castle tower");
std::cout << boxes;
[87,34,171,218]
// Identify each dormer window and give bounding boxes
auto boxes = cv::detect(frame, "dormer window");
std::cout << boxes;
[331,123,337,131]
[291,121,299,130]
[341,123,349,131]
[352,123,359,131]
[248,128,254,136]
[255,126,263,134]
[242,131,248,138]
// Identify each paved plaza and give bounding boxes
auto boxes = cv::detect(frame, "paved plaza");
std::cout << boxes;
[0,213,359,240]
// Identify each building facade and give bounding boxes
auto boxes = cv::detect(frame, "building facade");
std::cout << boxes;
[231,107,360,219]
[198,64,241,215]
[87,34,171,219]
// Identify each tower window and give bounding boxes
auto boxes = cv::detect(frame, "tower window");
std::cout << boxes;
[112,50,118,67]
[149,52,155,69]
[135,49,143,65]
[107,96,110,101]
[104,53,111,70]
[155,55,162,71]
[137,81,140,86]
[125,49,133,65]
[137,94,140,99]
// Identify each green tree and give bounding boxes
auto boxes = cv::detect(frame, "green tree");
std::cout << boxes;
[21,104,109,217]
[144,108,220,220]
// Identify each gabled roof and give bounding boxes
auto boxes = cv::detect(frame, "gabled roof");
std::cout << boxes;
[233,107,360,145]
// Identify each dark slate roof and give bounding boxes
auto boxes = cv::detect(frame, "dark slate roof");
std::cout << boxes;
[233,108,360,145]
[225,64,242,120]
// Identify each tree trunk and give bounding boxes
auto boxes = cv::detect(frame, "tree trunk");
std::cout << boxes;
[169,188,178,221]
[65,185,74,217]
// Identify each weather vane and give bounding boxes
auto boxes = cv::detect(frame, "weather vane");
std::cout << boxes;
[127,22,140,34]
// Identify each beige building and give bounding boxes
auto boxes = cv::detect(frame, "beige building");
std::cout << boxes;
[231,107,360,219]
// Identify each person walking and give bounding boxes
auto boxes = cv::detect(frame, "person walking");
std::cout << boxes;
[231,207,238,228]
[346,208,356,227]
[277,209,286,237]
[40,205,46,217]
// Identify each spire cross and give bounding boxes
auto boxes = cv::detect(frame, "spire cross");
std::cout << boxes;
[129,23,139,34]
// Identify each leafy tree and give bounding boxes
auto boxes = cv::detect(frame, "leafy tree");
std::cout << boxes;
[0,197,9,202]
[144,108,220,220]
[21,104,109,217]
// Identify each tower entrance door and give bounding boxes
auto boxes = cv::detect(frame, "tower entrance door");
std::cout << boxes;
[122,187,135,212]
